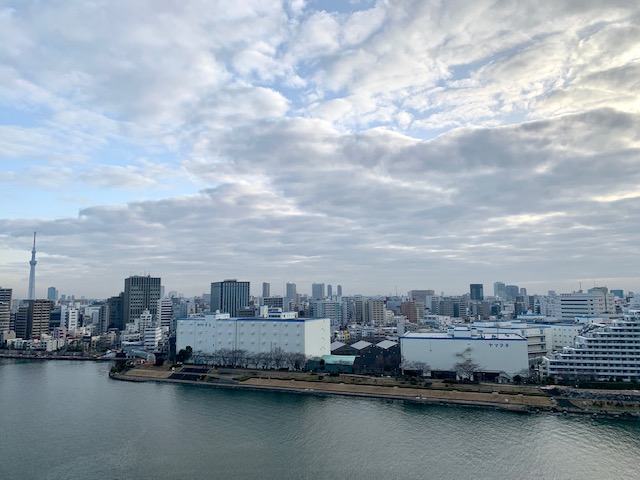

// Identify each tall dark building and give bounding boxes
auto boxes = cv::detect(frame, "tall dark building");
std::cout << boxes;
[470,284,484,301]
[312,283,325,301]
[123,276,161,325]
[505,285,519,301]
[107,292,125,330]
[262,282,270,298]
[210,280,249,316]
[0,287,11,333]
[47,287,58,301]
[15,299,53,339]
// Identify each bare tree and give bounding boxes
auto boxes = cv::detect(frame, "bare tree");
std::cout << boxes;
[454,359,479,380]
[272,347,286,369]
[217,348,231,367]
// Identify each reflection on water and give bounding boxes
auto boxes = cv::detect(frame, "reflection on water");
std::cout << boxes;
[1,360,639,480]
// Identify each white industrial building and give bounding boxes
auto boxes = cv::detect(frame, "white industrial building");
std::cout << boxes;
[472,321,549,367]
[176,310,330,358]
[544,310,640,382]
[400,325,528,379]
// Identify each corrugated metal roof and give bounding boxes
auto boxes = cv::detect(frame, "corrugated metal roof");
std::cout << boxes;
[350,340,372,350]
[376,340,397,349]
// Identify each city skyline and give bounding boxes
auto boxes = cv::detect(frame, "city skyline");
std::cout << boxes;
[1,2,639,298]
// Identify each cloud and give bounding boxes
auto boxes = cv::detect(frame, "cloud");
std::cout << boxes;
[2,108,640,297]
[1,1,639,298]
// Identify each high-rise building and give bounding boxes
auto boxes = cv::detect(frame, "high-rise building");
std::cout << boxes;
[15,299,53,339]
[493,282,506,298]
[0,288,11,333]
[27,232,37,300]
[312,283,325,301]
[0,287,12,305]
[47,287,58,302]
[327,284,333,298]
[157,298,174,330]
[123,276,161,325]
[262,282,270,298]
[366,299,386,326]
[337,285,343,297]
[504,285,519,301]
[401,300,423,324]
[470,284,484,301]
[107,293,124,330]
[285,282,297,308]
[210,279,250,316]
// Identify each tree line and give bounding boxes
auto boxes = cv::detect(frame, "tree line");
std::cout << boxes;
[177,346,308,370]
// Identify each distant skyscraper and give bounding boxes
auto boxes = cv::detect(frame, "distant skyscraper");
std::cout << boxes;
[337,285,343,297]
[470,284,484,301]
[262,282,271,298]
[327,284,333,298]
[15,299,53,339]
[210,280,250,316]
[286,282,297,306]
[27,232,37,300]
[312,283,325,301]
[493,282,506,298]
[123,275,161,325]
[47,287,58,302]
[505,285,519,301]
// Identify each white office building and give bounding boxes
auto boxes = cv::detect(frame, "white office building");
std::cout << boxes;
[176,311,330,359]
[400,325,528,379]
[144,326,163,351]
[556,288,615,321]
[543,310,640,382]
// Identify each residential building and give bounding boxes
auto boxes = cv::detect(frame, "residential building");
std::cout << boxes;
[15,299,54,339]
[544,310,640,382]
[366,299,386,326]
[0,287,12,333]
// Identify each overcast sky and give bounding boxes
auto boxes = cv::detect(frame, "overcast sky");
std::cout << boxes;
[1,0,639,299]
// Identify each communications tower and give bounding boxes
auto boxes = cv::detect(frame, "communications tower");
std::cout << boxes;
[27,232,37,300]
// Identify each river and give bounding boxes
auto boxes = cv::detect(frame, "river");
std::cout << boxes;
[1,359,639,479]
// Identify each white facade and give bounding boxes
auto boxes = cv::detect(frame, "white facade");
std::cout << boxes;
[544,310,640,382]
[548,323,587,351]
[144,326,163,351]
[156,298,173,330]
[400,326,528,378]
[473,321,549,366]
[557,288,615,321]
[176,312,330,358]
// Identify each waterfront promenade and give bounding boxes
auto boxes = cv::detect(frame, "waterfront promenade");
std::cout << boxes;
[112,364,640,417]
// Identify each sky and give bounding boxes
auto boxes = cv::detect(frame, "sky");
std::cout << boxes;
[1,0,639,300]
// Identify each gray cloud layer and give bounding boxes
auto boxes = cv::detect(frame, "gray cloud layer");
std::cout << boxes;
[1,1,639,298]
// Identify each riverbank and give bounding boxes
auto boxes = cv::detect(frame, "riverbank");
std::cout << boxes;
[111,365,640,418]
[0,352,112,361]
